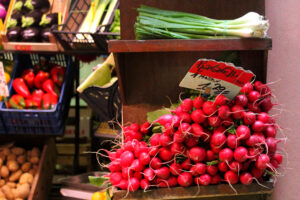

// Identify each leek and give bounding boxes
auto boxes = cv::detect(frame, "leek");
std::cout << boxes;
[100,0,118,32]
[89,0,111,33]
[135,5,269,39]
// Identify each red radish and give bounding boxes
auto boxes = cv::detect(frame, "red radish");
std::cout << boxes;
[120,151,135,168]
[116,179,128,190]
[179,112,192,123]
[233,147,249,162]
[173,131,186,143]
[110,172,122,186]
[210,144,222,153]
[243,111,256,125]
[163,123,175,136]
[266,137,280,153]
[166,176,178,187]
[159,147,173,161]
[181,98,193,112]
[206,150,216,161]
[129,123,140,132]
[245,135,260,147]
[125,131,143,142]
[251,167,263,179]
[248,103,261,113]
[254,81,264,92]
[253,132,266,143]
[191,123,205,137]
[271,159,279,169]
[211,175,221,184]
[208,115,222,127]
[260,97,273,112]
[179,123,191,133]
[122,167,133,179]
[143,168,155,181]
[185,136,199,148]
[191,109,207,124]
[134,144,148,158]
[214,126,226,134]
[195,174,211,185]
[171,142,185,154]
[248,147,263,160]
[140,122,150,134]
[229,161,242,173]
[170,162,182,176]
[159,133,172,147]
[203,101,218,115]
[219,148,234,162]
[193,96,204,109]
[273,153,283,164]
[171,115,181,128]
[252,121,266,132]
[240,82,253,94]
[248,91,261,102]
[257,112,270,123]
[154,167,170,179]
[155,114,174,126]
[227,134,240,149]
[224,171,239,184]
[102,150,117,162]
[206,165,218,176]
[116,148,124,158]
[235,94,248,107]
[177,172,193,187]
[211,132,226,146]
[265,126,277,137]
[236,125,250,140]
[140,179,150,190]
[149,146,159,157]
[133,171,142,180]
[131,159,144,172]
[124,140,139,152]
[190,163,206,176]
[181,159,192,170]
[218,105,231,120]
[255,154,270,170]
[128,177,140,192]
[108,160,121,172]
[189,147,206,162]
[240,172,253,185]
[242,160,252,171]
[150,134,161,147]
[218,162,229,172]
[231,105,244,119]
[150,157,162,169]
[223,117,234,127]
[215,94,228,106]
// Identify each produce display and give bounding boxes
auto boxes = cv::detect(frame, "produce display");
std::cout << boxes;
[6,0,58,42]
[135,5,269,39]
[0,59,14,102]
[99,81,282,192]
[6,61,65,109]
[0,145,40,199]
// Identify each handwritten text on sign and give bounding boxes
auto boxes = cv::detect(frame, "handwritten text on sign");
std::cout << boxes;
[179,59,254,99]
[0,61,9,97]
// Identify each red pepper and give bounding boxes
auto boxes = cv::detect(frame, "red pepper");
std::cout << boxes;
[31,89,44,108]
[25,98,37,109]
[42,93,58,109]
[12,78,31,98]
[50,65,65,87]
[42,79,59,97]
[34,71,49,89]
[21,69,35,89]
[9,94,25,109]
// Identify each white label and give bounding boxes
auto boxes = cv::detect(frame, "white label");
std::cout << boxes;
[0,62,9,97]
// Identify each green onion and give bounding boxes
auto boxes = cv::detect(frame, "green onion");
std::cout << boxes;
[135,5,269,39]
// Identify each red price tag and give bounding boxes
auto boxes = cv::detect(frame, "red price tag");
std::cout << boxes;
[14,45,32,51]
[179,59,254,99]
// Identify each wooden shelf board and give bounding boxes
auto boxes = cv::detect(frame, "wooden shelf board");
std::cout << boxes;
[108,38,272,53]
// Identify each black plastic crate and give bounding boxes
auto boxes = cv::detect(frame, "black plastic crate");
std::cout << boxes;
[52,0,120,53]
[0,54,74,135]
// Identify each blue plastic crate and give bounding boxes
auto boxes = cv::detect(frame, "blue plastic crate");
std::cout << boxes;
[0,54,74,135]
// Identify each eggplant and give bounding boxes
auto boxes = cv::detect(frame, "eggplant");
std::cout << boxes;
[39,13,58,28]
[7,26,22,41]
[41,28,50,42]
[21,27,40,42]
[24,0,50,13]
[21,10,42,28]
[6,11,23,29]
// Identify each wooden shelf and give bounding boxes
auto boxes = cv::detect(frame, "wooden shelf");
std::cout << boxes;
[108,38,272,53]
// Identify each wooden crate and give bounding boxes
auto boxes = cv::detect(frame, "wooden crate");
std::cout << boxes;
[0,136,57,200]
[1,0,71,52]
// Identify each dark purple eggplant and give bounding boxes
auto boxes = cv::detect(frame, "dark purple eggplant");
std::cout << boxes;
[21,10,42,28]
[21,27,40,42]
[6,11,23,29]
[7,27,22,41]
[39,13,58,28]
[24,0,50,13]
[41,28,50,42]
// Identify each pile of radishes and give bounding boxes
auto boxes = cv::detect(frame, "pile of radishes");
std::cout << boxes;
[104,81,283,192]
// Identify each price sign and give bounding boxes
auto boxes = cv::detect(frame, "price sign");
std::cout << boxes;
[0,62,9,97]
[14,45,32,51]
[179,59,254,99]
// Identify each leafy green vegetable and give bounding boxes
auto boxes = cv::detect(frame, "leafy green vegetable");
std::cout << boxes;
[88,176,109,187]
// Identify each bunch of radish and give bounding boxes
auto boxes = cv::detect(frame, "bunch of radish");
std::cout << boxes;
[103,81,283,192]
